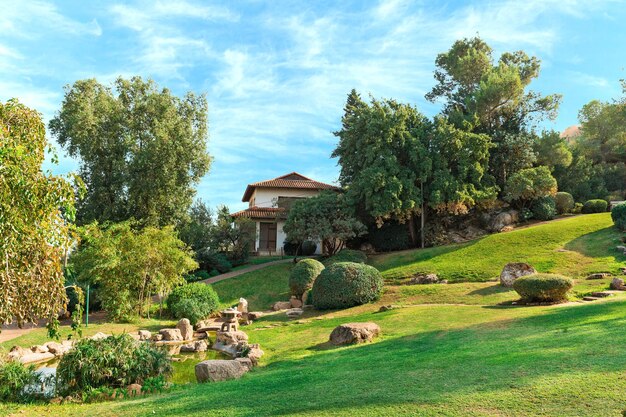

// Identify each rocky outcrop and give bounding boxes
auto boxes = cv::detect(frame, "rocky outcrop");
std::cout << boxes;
[329,322,381,345]
[272,301,291,311]
[500,262,536,287]
[489,210,519,232]
[159,328,183,341]
[195,359,250,383]
[176,319,193,341]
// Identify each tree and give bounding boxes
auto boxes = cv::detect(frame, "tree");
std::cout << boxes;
[504,166,557,210]
[49,76,211,227]
[283,191,367,256]
[0,99,79,329]
[178,200,213,252]
[534,130,572,171]
[70,222,197,321]
[209,206,256,266]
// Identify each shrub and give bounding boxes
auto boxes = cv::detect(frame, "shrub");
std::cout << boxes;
[197,250,233,273]
[611,203,626,231]
[554,192,575,214]
[312,262,383,309]
[184,269,211,283]
[57,334,171,396]
[301,241,317,256]
[289,259,325,297]
[368,222,411,252]
[0,360,41,403]
[531,196,556,221]
[167,283,220,325]
[513,273,573,303]
[582,199,608,214]
[572,202,583,214]
[323,249,367,266]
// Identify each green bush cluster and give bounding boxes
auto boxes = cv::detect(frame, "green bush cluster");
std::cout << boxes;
[611,203,626,231]
[289,259,325,297]
[554,192,575,214]
[167,283,220,325]
[513,273,573,303]
[184,269,211,283]
[197,250,233,274]
[57,334,171,396]
[323,249,367,266]
[368,222,411,252]
[0,360,41,403]
[572,202,583,214]
[531,196,556,220]
[582,199,608,214]
[312,262,383,309]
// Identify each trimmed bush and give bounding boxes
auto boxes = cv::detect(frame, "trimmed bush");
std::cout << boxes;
[572,202,583,214]
[289,259,325,297]
[167,283,220,325]
[312,262,383,309]
[611,203,626,231]
[531,196,556,221]
[582,199,608,214]
[57,334,171,396]
[513,273,573,303]
[554,192,574,214]
[324,249,367,266]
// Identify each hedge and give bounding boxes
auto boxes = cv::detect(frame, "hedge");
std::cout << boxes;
[312,262,383,309]
[611,203,626,231]
[582,199,608,214]
[554,192,574,214]
[167,283,220,325]
[513,273,573,303]
[289,258,325,297]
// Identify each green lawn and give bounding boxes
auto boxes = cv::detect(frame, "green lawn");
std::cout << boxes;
[370,213,625,283]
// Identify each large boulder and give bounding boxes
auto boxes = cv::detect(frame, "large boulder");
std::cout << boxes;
[489,210,519,232]
[195,360,249,383]
[329,322,381,345]
[290,296,303,309]
[159,328,183,341]
[216,330,248,345]
[272,301,292,311]
[500,262,537,287]
[410,273,439,284]
[180,340,209,353]
[247,311,264,321]
[610,277,626,290]
[138,330,152,341]
[176,318,194,341]
[44,342,67,356]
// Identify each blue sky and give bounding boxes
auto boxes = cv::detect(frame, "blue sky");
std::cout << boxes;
[1,0,624,212]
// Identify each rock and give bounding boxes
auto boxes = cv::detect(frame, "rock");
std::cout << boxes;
[290,296,303,309]
[31,345,49,354]
[8,346,28,361]
[617,246,626,255]
[246,344,264,366]
[126,384,142,397]
[489,210,519,232]
[195,360,249,383]
[44,342,65,356]
[152,334,163,342]
[410,273,439,284]
[286,308,303,318]
[438,280,448,284]
[216,330,248,345]
[235,357,254,371]
[378,305,396,312]
[360,242,376,254]
[237,298,249,314]
[19,352,55,364]
[159,328,183,341]
[89,332,110,341]
[195,320,209,330]
[329,322,381,345]
[499,262,537,287]
[180,340,209,353]
[500,226,514,232]
[610,277,626,290]
[272,301,292,311]
[247,311,264,321]
[176,318,194,341]
[193,331,208,339]
[586,272,611,280]
[49,397,63,405]
[138,330,152,341]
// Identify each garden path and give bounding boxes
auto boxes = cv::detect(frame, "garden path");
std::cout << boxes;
[199,258,293,285]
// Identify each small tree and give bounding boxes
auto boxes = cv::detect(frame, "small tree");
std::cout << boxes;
[283,191,366,256]
[210,206,256,266]
[504,166,557,211]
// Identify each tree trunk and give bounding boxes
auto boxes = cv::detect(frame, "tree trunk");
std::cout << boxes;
[407,215,418,247]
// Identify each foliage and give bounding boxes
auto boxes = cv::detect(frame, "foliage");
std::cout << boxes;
[0,99,80,330]
[513,273,573,302]
[301,241,317,256]
[582,199,608,214]
[284,191,366,256]
[0,359,40,403]
[210,206,255,267]
[324,249,368,266]
[572,203,583,214]
[531,196,556,221]
[57,334,171,396]
[70,222,197,321]
[184,270,211,283]
[167,283,220,325]
[504,166,557,210]
[197,250,232,274]
[312,262,383,310]
[49,76,211,227]
[534,130,572,171]
[178,200,213,252]
[554,192,575,214]
[283,240,317,256]
[610,203,626,231]
[289,259,325,297]
[367,222,412,252]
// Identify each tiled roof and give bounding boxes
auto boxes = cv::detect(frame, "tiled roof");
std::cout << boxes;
[242,172,338,202]
[231,206,286,219]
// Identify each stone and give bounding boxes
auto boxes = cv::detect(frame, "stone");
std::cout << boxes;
[18,352,55,364]
[195,360,249,383]
[610,277,626,290]
[235,357,254,371]
[360,242,376,255]
[586,272,611,280]
[159,328,183,341]
[617,246,626,255]
[378,305,396,312]
[488,210,519,232]
[31,345,48,354]
[290,296,303,309]
[410,273,439,284]
[7,346,27,361]
[247,311,264,321]
[44,342,66,356]
[152,334,163,342]
[499,262,537,287]
[176,318,194,341]
[193,331,208,340]
[126,384,142,397]
[286,308,303,318]
[180,340,209,353]
[272,301,292,311]
[216,330,248,345]
[89,332,110,341]
[237,298,249,314]
[138,330,152,341]
[329,322,381,345]
[246,345,264,366]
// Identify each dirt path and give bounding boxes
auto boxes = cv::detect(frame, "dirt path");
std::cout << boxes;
[199,258,293,285]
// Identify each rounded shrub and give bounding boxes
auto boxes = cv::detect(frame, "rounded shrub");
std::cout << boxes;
[582,199,608,214]
[289,258,325,297]
[554,192,574,214]
[513,273,573,303]
[531,196,556,220]
[312,262,383,309]
[167,283,220,325]
[611,203,626,231]
[572,202,583,214]
[324,249,367,266]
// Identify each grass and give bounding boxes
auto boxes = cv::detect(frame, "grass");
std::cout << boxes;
[370,213,625,282]
[230,255,286,272]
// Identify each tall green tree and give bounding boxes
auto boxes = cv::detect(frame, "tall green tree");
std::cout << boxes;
[504,166,557,211]
[534,130,572,171]
[0,99,79,328]
[49,76,211,227]
[178,199,213,252]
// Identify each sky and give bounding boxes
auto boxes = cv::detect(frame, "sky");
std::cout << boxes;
[1,0,625,212]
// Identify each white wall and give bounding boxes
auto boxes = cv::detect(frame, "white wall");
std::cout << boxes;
[250,187,321,207]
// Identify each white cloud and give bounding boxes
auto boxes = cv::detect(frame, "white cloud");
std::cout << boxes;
[569,71,610,88]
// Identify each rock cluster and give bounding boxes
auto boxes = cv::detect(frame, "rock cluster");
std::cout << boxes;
[488,210,519,232]
[329,322,381,345]
[8,340,73,364]
[409,273,446,285]
[500,262,537,287]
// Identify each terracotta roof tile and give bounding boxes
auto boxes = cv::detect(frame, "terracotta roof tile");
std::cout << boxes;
[231,206,286,219]
[242,172,338,202]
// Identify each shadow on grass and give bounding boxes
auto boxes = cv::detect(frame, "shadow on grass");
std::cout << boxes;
[564,226,626,260]
[467,283,513,296]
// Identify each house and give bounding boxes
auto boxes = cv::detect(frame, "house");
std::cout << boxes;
[231,172,337,255]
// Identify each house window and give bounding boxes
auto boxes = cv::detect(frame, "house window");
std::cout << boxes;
[276,196,304,211]
[259,222,277,251]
